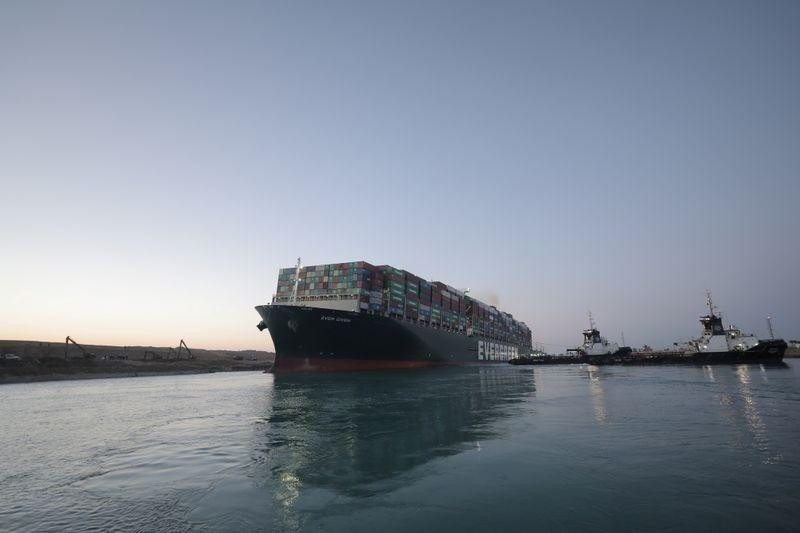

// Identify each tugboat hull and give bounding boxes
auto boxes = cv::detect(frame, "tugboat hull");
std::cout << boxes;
[589,339,786,365]
[683,339,787,363]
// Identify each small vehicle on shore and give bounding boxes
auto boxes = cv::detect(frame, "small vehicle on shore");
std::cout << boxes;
[1,354,22,361]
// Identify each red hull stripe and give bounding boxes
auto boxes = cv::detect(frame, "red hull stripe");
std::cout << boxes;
[272,357,467,373]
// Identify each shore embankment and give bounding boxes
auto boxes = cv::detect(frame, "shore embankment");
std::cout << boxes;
[0,339,274,384]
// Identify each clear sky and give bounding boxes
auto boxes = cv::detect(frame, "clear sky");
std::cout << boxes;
[1,0,798,352]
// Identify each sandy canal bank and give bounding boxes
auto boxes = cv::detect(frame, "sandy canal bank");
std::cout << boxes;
[0,339,274,385]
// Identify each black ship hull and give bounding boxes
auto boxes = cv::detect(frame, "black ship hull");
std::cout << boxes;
[256,304,528,372]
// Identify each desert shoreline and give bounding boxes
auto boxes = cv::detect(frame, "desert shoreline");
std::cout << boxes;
[0,339,274,385]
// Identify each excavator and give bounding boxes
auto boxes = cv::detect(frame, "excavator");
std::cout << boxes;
[176,339,194,360]
[143,340,194,361]
[64,336,95,360]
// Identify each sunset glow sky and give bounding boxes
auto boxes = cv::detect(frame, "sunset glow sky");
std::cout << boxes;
[2,1,798,351]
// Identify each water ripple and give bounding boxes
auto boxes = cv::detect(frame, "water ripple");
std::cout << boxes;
[1,365,799,531]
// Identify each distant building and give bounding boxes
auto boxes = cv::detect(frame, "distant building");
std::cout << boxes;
[789,340,800,349]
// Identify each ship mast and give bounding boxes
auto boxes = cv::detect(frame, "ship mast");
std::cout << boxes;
[705,290,716,317]
[588,311,596,331]
[767,315,775,339]
[290,257,302,304]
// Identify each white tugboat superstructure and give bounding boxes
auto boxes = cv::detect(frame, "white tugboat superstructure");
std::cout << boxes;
[571,312,623,357]
[689,291,760,353]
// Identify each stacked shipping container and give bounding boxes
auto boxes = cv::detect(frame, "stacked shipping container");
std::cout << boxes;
[275,261,380,311]
[273,261,532,347]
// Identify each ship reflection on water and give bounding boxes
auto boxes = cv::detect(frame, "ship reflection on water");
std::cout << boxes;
[585,365,608,423]
[233,362,800,531]
[251,367,536,502]
[2,364,799,531]
[711,363,786,465]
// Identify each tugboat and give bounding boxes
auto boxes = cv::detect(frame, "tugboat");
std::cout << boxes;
[672,291,787,362]
[591,292,788,365]
[568,313,631,359]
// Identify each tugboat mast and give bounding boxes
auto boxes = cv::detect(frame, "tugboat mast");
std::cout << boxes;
[706,290,716,316]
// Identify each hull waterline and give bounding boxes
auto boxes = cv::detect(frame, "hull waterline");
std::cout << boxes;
[257,304,527,373]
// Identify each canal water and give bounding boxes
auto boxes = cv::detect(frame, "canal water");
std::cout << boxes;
[1,363,799,532]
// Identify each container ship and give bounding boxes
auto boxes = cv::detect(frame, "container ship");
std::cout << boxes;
[256,260,533,372]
